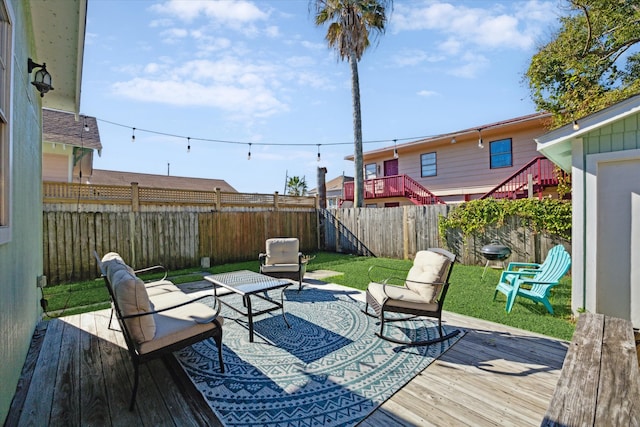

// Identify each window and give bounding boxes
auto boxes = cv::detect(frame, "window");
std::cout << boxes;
[0,0,11,244]
[365,163,377,179]
[490,138,512,169]
[420,152,436,177]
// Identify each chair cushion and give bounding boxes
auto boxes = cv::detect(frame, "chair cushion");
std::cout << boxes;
[261,263,300,273]
[265,238,299,265]
[145,280,180,296]
[405,250,449,303]
[368,282,439,312]
[106,258,156,344]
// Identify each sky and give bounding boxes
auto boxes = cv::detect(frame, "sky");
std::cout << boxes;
[81,0,565,194]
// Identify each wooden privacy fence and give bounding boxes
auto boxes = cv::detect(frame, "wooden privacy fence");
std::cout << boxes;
[43,181,317,211]
[327,206,569,264]
[44,210,317,285]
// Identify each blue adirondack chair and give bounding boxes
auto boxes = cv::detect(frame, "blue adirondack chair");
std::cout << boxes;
[494,245,571,314]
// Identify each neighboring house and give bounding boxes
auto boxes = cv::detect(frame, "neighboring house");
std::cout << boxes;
[42,108,101,182]
[343,112,559,206]
[42,109,236,192]
[87,169,237,193]
[0,0,87,423]
[537,94,640,329]
[309,174,353,208]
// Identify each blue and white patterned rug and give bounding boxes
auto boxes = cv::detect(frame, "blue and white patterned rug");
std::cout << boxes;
[175,286,464,427]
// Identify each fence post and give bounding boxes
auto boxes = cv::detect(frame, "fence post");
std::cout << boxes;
[215,187,221,211]
[274,191,279,210]
[131,182,140,212]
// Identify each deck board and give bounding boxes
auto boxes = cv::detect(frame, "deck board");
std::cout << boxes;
[6,284,568,427]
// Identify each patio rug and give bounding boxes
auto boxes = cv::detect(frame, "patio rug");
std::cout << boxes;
[174,286,464,427]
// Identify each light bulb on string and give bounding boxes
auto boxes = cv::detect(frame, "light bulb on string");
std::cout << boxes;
[248,143,252,160]
[393,139,398,159]
[131,127,136,143]
[477,129,484,149]
[187,137,191,153]
[317,144,321,162]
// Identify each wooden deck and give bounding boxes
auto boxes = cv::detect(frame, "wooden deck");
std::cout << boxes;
[6,283,568,427]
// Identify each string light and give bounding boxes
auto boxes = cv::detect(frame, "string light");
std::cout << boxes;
[477,129,484,149]
[393,139,398,159]
[317,144,321,162]
[83,117,89,132]
[131,127,136,143]
[572,120,580,131]
[187,137,191,153]
[247,143,252,160]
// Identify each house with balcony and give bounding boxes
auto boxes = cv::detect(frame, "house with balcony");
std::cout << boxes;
[309,174,353,208]
[342,112,563,206]
[0,0,87,422]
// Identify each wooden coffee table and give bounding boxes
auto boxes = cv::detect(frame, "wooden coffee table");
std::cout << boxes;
[204,270,292,342]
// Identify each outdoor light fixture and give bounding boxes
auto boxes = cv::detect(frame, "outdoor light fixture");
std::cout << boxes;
[187,137,191,153]
[573,120,580,131]
[317,144,321,162]
[393,139,398,159]
[247,143,252,160]
[131,128,136,143]
[477,129,484,149]
[27,58,53,97]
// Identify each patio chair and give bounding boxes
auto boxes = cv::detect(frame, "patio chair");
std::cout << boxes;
[363,248,460,346]
[259,238,306,291]
[494,245,571,314]
[94,251,179,329]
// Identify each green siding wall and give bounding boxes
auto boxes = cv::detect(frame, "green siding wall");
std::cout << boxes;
[0,0,44,422]
[584,113,640,154]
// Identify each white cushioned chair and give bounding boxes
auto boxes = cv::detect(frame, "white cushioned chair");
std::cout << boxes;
[259,238,305,291]
[363,248,460,346]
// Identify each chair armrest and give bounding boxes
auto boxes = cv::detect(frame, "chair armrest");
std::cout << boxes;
[499,269,537,282]
[120,294,221,320]
[368,265,409,286]
[506,262,540,271]
[134,265,168,282]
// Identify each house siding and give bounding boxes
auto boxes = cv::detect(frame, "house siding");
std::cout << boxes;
[362,120,546,203]
[584,114,640,155]
[0,1,44,422]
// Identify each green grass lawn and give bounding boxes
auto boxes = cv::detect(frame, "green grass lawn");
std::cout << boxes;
[43,251,575,340]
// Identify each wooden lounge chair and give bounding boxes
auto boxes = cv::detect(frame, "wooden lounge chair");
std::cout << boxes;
[363,248,460,346]
[494,245,571,314]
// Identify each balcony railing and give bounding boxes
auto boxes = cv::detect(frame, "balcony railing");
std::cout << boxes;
[342,175,445,205]
[480,156,564,200]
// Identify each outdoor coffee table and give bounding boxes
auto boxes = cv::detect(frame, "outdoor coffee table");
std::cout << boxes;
[204,270,291,342]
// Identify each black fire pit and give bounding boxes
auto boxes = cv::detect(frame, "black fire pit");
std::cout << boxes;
[481,242,511,279]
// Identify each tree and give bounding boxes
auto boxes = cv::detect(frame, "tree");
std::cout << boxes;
[286,176,308,196]
[525,0,640,128]
[311,0,392,207]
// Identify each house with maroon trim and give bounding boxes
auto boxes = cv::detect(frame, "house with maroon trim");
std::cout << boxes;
[343,112,562,206]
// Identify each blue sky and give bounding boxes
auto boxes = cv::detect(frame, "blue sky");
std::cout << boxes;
[81,0,563,193]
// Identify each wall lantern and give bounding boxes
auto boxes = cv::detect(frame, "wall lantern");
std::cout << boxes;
[27,58,54,97]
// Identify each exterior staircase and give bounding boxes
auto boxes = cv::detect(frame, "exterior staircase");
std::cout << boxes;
[342,175,445,205]
[480,156,566,200]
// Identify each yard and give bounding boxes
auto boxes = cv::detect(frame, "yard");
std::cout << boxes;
[43,251,575,341]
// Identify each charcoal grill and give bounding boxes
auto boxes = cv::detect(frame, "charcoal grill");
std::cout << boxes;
[481,242,511,279]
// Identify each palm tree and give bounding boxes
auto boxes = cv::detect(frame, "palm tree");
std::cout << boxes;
[311,0,391,207]
[286,176,308,196]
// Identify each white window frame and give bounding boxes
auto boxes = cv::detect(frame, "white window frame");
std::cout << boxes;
[0,0,13,244]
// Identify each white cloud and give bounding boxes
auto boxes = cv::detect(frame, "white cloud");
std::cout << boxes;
[417,90,438,97]
[449,52,490,78]
[150,0,269,24]
[393,1,556,51]
[391,49,444,67]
